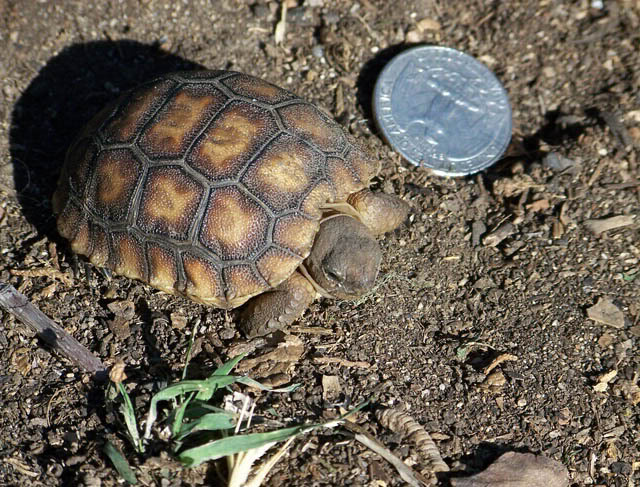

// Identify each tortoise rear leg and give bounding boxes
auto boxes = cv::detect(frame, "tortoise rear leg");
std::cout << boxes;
[347,189,410,235]
[238,271,317,338]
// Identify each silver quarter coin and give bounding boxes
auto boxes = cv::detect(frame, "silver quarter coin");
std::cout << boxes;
[373,46,512,177]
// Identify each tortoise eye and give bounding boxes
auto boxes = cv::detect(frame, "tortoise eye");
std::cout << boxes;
[325,268,343,283]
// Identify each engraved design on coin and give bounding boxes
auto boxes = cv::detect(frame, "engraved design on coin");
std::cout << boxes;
[374,46,512,176]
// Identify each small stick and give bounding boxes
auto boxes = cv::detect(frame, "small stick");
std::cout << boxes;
[313,356,371,368]
[342,420,429,487]
[0,282,107,380]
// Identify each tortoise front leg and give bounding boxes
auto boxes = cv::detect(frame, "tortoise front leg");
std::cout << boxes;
[347,189,410,235]
[238,271,317,338]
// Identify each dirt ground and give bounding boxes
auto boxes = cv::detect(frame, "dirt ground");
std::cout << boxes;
[1,0,639,486]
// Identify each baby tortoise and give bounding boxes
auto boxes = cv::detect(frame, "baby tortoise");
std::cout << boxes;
[53,70,409,337]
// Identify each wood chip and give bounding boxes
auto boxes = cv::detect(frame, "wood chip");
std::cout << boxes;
[416,18,441,31]
[482,370,506,391]
[274,2,287,44]
[526,198,550,212]
[170,312,188,330]
[11,347,32,375]
[492,174,544,198]
[593,369,617,392]
[471,220,486,247]
[483,222,515,247]
[451,452,569,487]
[584,214,636,236]
[587,297,626,328]
[321,375,342,402]
[107,300,135,340]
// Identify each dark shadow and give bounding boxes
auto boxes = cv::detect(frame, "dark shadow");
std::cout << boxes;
[9,40,205,239]
[523,109,594,152]
[443,442,536,485]
[355,43,417,132]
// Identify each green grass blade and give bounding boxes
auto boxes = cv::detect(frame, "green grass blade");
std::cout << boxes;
[178,424,316,467]
[211,353,246,377]
[144,378,236,439]
[175,412,236,441]
[171,392,196,438]
[183,402,227,418]
[104,441,138,485]
[117,383,143,453]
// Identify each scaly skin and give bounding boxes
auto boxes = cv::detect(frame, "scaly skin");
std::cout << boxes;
[238,191,409,337]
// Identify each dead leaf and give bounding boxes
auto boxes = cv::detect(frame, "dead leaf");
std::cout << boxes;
[235,335,304,381]
[109,358,127,384]
[451,451,569,487]
[587,297,625,328]
[11,347,32,375]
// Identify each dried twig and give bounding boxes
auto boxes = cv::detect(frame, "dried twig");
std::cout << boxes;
[313,356,371,368]
[0,282,107,379]
[342,420,428,487]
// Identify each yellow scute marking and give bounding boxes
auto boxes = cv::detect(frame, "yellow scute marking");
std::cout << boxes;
[183,256,222,302]
[70,220,91,256]
[280,104,341,151]
[145,173,198,229]
[197,110,262,172]
[115,236,144,281]
[96,159,131,205]
[107,88,157,141]
[256,249,299,287]
[148,246,177,293]
[256,151,308,193]
[274,216,317,256]
[145,92,216,154]
[208,194,252,248]
[224,265,266,306]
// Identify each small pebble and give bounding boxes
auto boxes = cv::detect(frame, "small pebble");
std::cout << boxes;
[312,45,324,58]
[543,152,576,171]
[219,327,236,340]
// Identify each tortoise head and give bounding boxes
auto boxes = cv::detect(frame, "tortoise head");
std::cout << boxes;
[304,215,381,300]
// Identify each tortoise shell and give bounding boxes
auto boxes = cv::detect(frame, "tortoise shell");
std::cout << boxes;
[53,70,380,309]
